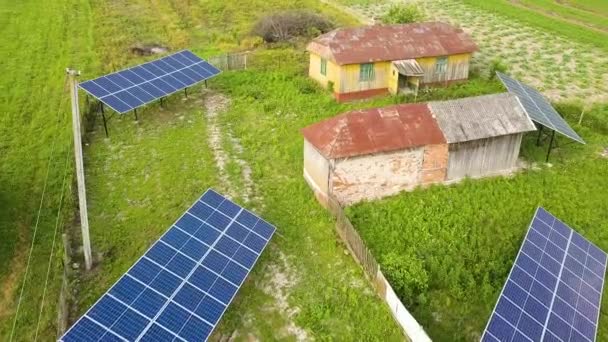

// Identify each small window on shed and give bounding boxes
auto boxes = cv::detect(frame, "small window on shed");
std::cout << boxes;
[320,58,327,76]
[435,56,448,74]
[359,63,375,81]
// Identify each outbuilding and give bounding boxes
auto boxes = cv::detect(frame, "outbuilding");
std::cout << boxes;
[306,22,478,102]
[301,93,536,205]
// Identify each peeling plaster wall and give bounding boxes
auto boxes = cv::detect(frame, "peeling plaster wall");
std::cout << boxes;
[303,140,330,203]
[330,147,424,205]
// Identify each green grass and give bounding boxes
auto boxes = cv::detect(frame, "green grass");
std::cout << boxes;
[346,103,608,341]
[562,0,608,15]
[517,0,608,32]
[0,0,95,339]
[463,0,608,51]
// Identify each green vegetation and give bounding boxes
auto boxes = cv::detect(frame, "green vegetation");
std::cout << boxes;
[0,0,95,339]
[380,4,425,24]
[517,0,608,32]
[559,0,608,17]
[347,103,608,341]
[462,0,608,51]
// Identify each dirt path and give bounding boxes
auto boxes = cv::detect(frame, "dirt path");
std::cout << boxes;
[201,89,309,341]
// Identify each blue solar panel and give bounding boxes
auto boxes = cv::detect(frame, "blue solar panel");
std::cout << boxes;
[482,207,607,342]
[79,50,220,114]
[496,72,585,144]
[60,189,275,342]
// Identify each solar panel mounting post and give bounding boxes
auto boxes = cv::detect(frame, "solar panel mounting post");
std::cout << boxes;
[546,130,555,162]
[67,68,93,271]
[536,125,543,146]
[134,108,138,121]
[99,102,109,138]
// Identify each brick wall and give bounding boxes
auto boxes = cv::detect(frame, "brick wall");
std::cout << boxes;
[420,143,448,184]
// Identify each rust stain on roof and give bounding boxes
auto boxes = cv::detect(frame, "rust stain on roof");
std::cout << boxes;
[307,22,478,65]
[301,103,446,159]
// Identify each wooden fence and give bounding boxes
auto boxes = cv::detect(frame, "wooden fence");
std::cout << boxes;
[326,196,431,342]
[208,52,249,71]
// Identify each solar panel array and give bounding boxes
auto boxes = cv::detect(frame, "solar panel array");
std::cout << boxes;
[79,50,220,114]
[482,207,607,342]
[496,72,585,144]
[60,189,275,342]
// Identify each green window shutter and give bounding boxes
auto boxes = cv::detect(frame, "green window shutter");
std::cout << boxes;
[320,58,327,76]
[435,56,448,74]
[359,63,375,81]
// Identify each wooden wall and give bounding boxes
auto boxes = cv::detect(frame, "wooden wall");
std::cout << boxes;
[416,53,471,85]
[308,53,340,91]
[338,61,391,93]
[446,133,523,181]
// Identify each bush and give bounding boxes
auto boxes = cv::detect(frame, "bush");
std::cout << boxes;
[380,4,424,24]
[252,10,335,43]
[381,251,429,307]
[488,58,508,79]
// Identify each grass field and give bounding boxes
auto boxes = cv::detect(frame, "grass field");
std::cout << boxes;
[0,0,95,339]
[346,103,608,341]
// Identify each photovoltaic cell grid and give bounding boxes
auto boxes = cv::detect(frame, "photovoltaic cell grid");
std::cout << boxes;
[79,50,220,114]
[496,72,585,144]
[59,189,275,342]
[482,207,607,342]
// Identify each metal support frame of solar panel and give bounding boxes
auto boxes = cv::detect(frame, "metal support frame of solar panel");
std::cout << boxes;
[496,72,584,144]
[482,207,607,342]
[79,50,220,114]
[59,189,275,342]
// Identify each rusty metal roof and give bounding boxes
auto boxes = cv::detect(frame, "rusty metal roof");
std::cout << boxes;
[307,22,478,65]
[429,93,537,143]
[301,103,446,159]
[393,59,424,76]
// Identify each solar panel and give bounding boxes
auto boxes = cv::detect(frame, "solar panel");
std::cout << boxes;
[59,189,275,342]
[496,72,585,144]
[482,207,606,342]
[79,50,220,114]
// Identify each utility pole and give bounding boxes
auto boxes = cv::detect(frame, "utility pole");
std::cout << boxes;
[67,68,92,271]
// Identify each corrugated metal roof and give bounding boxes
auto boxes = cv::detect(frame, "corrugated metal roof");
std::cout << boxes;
[393,59,424,76]
[429,93,537,143]
[301,103,446,159]
[307,22,478,65]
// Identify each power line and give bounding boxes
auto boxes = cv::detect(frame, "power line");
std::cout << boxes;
[9,131,58,342]
[9,75,68,342]
[33,150,70,341]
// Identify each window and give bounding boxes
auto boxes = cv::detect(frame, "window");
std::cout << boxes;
[359,63,375,81]
[320,58,327,76]
[435,56,448,74]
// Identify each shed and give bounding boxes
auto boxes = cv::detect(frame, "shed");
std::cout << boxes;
[301,103,448,205]
[429,93,536,180]
[301,93,536,205]
[306,22,478,102]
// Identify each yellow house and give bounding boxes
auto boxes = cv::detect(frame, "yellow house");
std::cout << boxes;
[306,22,478,102]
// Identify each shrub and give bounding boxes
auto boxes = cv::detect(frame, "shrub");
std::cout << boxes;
[252,10,335,43]
[381,251,429,306]
[380,4,424,24]
[488,58,508,79]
